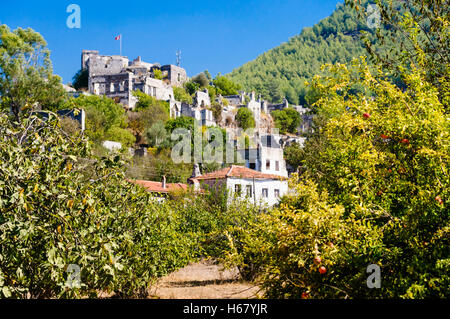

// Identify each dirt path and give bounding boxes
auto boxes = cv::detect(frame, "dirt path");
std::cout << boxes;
[150,260,261,299]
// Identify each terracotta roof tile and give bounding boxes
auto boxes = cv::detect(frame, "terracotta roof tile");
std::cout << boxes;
[191,165,286,181]
[131,180,188,194]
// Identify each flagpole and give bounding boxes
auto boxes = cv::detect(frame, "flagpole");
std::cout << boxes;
[120,34,122,56]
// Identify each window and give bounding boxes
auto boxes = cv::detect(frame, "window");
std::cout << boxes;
[235,184,242,196]
[246,185,253,198]
[177,73,181,82]
[274,189,280,198]
[266,160,270,170]
[249,163,256,170]
[275,161,280,171]
[262,188,268,198]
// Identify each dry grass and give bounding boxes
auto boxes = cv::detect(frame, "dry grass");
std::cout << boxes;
[149,260,261,299]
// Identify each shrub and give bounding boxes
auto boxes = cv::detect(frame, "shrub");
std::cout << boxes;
[72,69,88,91]
[132,90,170,114]
[0,113,195,298]
[173,86,193,104]
[104,127,136,148]
[223,59,449,299]
[236,108,255,130]
[272,108,301,134]
[62,95,128,143]
[225,177,387,298]
[213,76,242,96]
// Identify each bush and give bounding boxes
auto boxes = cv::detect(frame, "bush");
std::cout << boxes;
[133,90,170,114]
[192,73,209,88]
[169,185,261,261]
[62,95,128,143]
[213,76,241,96]
[72,69,88,91]
[272,108,301,134]
[224,177,387,297]
[173,86,193,104]
[228,59,449,299]
[236,108,255,130]
[104,127,136,148]
[0,113,195,298]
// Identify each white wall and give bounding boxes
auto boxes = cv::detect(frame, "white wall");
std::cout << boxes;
[195,90,211,107]
[226,177,288,207]
[103,140,122,151]
[145,78,174,101]
[259,146,288,177]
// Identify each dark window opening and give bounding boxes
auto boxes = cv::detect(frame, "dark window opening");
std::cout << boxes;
[246,185,253,198]
[274,189,280,198]
[235,184,242,196]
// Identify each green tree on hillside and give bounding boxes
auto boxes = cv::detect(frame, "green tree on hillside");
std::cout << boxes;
[133,90,170,113]
[236,108,255,130]
[272,108,301,134]
[222,1,449,299]
[165,116,195,134]
[346,0,449,110]
[147,120,168,148]
[173,86,193,104]
[192,72,210,88]
[184,81,200,96]
[226,2,374,105]
[213,76,242,96]
[72,68,89,91]
[0,25,66,118]
[62,95,128,143]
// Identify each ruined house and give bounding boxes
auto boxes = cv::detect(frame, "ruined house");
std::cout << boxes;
[82,50,187,109]
[169,88,215,127]
[237,134,289,178]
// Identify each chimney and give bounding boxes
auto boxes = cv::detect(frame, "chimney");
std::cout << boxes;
[191,164,201,179]
[162,175,167,189]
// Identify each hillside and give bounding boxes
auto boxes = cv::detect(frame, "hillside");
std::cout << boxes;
[226,2,375,105]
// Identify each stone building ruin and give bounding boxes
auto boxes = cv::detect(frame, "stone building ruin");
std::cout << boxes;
[82,50,188,109]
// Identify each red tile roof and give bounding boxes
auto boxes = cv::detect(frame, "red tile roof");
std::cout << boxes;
[131,180,188,194]
[191,165,286,181]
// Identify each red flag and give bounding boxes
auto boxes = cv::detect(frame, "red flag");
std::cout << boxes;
[115,35,121,40]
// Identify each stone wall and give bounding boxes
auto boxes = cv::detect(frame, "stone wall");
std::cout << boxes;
[82,50,187,110]
[161,64,188,87]
[88,55,129,76]
[194,90,211,107]
[89,73,134,107]
[81,50,99,70]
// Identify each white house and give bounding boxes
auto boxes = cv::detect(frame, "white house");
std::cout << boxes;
[237,134,289,178]
[189,165,288,207]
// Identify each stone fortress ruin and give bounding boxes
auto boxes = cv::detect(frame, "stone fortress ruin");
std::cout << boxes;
[81,50,313,176]
[82,50,188,109]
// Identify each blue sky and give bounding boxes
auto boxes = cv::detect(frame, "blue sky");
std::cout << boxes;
[0,0,342,83]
